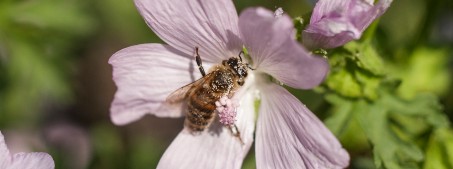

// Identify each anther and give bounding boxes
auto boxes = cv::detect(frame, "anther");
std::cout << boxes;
[215,96,238,126]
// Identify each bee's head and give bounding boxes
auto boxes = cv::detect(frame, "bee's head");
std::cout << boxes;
[223,57,249,85]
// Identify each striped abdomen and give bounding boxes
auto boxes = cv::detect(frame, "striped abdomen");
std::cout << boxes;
[185,85,222,132]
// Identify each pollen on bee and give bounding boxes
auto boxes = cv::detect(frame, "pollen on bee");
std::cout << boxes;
[215,96,238,126]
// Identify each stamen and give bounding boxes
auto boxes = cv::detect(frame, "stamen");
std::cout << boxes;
[215,96,238,126]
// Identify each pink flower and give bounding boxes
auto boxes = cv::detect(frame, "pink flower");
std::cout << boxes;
[0,131,54,169]
[303,0,393,49]
[109,0,349,168]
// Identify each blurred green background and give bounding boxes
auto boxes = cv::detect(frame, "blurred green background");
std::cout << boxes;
[0,0,452,168]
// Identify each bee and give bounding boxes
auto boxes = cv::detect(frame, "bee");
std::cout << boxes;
[166,47,252,142]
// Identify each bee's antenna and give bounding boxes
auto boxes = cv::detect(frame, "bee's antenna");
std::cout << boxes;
[246,64,255,70]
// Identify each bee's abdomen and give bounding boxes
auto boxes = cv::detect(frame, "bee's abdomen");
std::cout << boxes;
[185,88,221,132]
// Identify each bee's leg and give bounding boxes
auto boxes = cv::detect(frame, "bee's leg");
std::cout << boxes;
[229,124,244,145]
[194,47,206,77]
[238,51,244,61]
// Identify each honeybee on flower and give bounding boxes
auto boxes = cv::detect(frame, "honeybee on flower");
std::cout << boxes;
[109,0,350,168]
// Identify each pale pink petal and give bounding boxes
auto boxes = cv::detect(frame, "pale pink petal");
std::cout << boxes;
[0,132,54,169]
[303,17,360,49]
[256,84,349,169]
[304,0,393,49]
[134,0,243,63]
[0,132,12,168]
[239,8,329,89]
[9,153,54,169]
[157,90,255,169]
[109,44,209,125]
[309,0,350,24]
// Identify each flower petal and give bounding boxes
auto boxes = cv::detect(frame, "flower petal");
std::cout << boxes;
[239,8,329,89]
[0,132,55,169]
[304,0,393,49]
[157,90,256,169]
[256,84,350,169]
[109,44,208,125]
[0,132,12,168]
[134,0,243,63]
[303,17,360,49]
[9,153,54,169]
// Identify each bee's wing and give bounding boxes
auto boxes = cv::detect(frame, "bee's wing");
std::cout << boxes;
[165,83,196,103]
[166,73,212,103]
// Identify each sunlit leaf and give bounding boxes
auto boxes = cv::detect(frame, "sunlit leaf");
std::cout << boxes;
[393,47,451,99]
[424,128,453,169]
[326,67,362,98]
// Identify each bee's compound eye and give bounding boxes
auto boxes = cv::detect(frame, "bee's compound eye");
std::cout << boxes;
[237,79,244,86]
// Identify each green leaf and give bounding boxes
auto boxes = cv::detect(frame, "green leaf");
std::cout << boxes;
[325,83,448,169]
[326,67,362,98]
[393,47,451,99]
[343,41,385,75]
[424,128,453,169]
[382,92,448,129]
[324,94,355,136]
[324,62,382,100]
[358,98,423,169]
[324,94,370,153]
[355,70,381,100]
[324,41,384,100]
